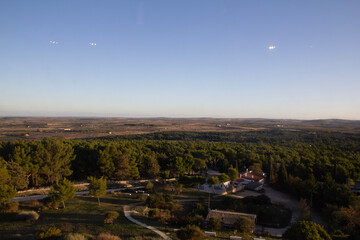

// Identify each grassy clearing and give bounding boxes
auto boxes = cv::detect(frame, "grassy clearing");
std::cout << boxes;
[152,186,213,200]
[130,212,280,240]
[0,194,158,240]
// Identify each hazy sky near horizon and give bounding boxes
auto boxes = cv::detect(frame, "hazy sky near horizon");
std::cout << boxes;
[1,1,359,119]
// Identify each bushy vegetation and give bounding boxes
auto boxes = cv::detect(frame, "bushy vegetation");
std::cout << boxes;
[104,211,119,224]
[16,210,39,222]
[176,224,208,240]
[49,178,76,208]
[233,217,255,233]
[1,201,18,213]
[146,193,180,212]
[145,182,154,192]
[63,233,87,240]
[38,226,62,239]
[148,208,172,224]
[0,184,16,208]
[41,196,60,210]
[283,220,332,240]
[96,233,121,240]
[207,217,222,230]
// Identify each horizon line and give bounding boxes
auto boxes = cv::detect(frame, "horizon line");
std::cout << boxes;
[1,115,360,122]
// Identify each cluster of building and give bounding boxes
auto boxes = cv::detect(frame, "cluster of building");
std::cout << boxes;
[199,169,265,194]
[198,170,268,239]
[234,170,265,191]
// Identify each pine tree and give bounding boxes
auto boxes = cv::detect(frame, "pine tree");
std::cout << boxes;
[128,155,140,179]
[49,178,76,208]
[0,158,10,185]
[113,152,130,180]
[0,184,16,207]
[98,144,117,178]
[37,138,74,184]
[278,160,288,186]
[6,161,29,190]
[88,176,107,206]
[208,176,219,194]
[228,167,239,181]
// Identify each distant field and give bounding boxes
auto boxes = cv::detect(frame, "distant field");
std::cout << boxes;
[0,117,360,141]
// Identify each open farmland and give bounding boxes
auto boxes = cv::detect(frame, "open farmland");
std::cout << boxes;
[1,117,360,141]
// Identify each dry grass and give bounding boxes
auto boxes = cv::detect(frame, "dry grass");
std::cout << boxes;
[64,233,88,240]
[96,233,121,240]
[16,210,39,222]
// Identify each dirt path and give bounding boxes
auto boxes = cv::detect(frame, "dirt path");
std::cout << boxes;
[123,203,172,240]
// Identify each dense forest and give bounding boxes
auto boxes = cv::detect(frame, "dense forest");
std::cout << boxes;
[1,130,359,238]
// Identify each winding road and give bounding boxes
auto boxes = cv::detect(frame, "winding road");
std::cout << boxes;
[123,203,172,240]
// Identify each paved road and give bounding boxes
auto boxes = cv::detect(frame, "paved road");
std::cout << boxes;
[123,203,172,240]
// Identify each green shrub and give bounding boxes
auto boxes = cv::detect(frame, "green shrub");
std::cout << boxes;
[137,194,148,201]
[190,203,207,217]
[16,210,39,222]
[233,217,255,233]
[63,233,87,240]
[148,208,172,224]
[145,182,154,191]
[82,233,95,240]
[41,197,59,210]
[146,193,181,212]
[38,226,62,239]
[177,225,208,240]
[96,233,121,240]
[283,221,332,240]
[208,217,222,230]
[1,201,19,213]
[186,214,204,226]
[104,211,119,224]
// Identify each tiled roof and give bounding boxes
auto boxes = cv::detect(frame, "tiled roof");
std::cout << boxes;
[238,172,264,182]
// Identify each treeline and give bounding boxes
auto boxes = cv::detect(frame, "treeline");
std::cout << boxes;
[1,131,359,238]
[0,132,358,193]
[0,132,358,199]
[105,130,360,151]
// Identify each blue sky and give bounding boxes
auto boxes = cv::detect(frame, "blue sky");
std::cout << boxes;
[1,0,359,119]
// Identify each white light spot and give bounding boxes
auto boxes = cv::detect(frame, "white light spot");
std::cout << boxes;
[49,41,59,44]
[268,45,276,50]
[89,42,97,46]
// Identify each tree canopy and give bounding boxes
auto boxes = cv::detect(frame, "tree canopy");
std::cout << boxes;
[88,176,107,206]
[283,221,332,240]
[49,178,76,208]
